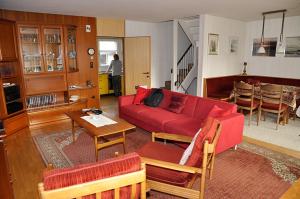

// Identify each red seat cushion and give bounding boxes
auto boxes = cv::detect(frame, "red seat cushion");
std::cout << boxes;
[164,118,202,137]
[121,104,154,116]
[261,102,288,111]
[43,153,141,199]
[138,108,186,130]
[236,99,259,108]
[137,142,190,187]
[167,94,188,113]
[185,117,219,167]
[133,87,151,105]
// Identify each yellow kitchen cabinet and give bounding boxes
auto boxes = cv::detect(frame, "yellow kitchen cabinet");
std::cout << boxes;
[98,73,109,95]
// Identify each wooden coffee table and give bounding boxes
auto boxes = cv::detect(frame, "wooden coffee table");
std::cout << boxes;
[65,110,136,161]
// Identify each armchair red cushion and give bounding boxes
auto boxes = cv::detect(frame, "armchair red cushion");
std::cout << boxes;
[43,153,141,199]
[137,142,190,187]
[133,87,151,105]
[185,117,219,167]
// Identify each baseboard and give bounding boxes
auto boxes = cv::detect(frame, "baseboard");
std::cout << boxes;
[243,136,300,159]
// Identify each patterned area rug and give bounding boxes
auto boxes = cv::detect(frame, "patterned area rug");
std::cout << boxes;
[33,128,300,198]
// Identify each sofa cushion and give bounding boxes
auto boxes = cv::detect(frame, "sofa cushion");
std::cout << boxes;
[133,87,151,105]
[121,104,154,116]
[137,142,190,187]
[207,105,232,118]
[164,118,202,137]
[139,108,186,130]
[193,98,236,121]
[167,94,188,113]
[43,153,141,198]
[159,89,172,109]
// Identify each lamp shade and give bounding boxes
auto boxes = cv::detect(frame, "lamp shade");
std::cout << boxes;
[257,46,266,54]
[277,43,285,54]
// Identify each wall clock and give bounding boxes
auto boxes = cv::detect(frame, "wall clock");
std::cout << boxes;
[87,48,95,56]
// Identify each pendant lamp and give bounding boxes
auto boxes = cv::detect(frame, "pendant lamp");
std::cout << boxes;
[277,11,286,54]
[257,14,266,54]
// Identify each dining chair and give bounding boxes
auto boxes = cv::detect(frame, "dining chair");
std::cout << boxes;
[258,84,288,130]
[234,81,259,126]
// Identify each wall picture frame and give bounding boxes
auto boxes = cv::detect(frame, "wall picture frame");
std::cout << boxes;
[229,36,239,54]
[208,33,219,55]
[285,36,300,57]
[252,37,277,57]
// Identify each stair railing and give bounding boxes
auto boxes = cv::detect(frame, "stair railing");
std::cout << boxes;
[176,44,194,89]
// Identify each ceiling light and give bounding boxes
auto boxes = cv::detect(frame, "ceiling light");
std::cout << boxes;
[257,14,266,54]
[277,11,286,54]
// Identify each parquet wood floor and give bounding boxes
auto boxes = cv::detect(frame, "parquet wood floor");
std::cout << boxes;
[5,95,300,199]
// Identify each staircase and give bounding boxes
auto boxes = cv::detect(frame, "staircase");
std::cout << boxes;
[175,17,200,94]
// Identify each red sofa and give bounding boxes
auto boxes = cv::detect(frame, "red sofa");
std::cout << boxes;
[119,90,244,154]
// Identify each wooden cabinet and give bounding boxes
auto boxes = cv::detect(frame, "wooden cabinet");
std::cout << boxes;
[19,25,65,74]
[65,26,78,72]
[0,19,27,135]
[0,20,18,61]
[18,25,74,112]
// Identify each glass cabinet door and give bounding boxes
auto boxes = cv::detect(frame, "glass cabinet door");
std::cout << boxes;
[66,26,78,72]
[19,27,43,73]
[43,27,64,72]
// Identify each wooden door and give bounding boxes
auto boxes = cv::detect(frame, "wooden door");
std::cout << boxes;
[0,19,18,61]
[124,37,151,95]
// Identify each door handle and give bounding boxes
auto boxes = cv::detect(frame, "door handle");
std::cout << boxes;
[142,72,150,75]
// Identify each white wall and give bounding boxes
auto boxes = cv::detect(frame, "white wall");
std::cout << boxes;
[245,16,300,78]
[125,20,173,88]
[197,15,246,96]
[201,15,246,78]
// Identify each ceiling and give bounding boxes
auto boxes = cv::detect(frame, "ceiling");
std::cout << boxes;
[1,0,300,22]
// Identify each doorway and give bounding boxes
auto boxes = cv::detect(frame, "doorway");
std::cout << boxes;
[97,38,125,99]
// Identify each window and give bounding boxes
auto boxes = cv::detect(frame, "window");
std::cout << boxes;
[97,38,123,72]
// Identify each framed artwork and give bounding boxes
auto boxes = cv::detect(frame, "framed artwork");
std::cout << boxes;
[208,33,219,55]
[252,37,277,57]
[229,36,239,54]
[285,36,300,57]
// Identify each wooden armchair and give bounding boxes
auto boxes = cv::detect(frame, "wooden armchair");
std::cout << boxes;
[258,84,288,130]
[38,152,146,199]
[137,117,221,199]
[233,81,259,126]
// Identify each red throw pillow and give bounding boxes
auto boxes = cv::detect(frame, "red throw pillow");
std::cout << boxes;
[207,105,231,118]
[167,94,188,113]
[133,87,151,105]
[159,89,172,109]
